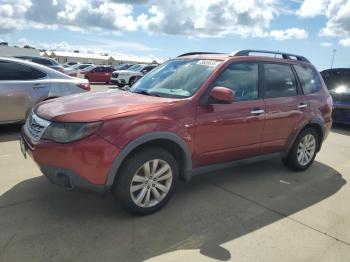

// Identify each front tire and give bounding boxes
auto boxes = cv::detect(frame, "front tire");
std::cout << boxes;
[113,147,179,215]
[282,128,319,171]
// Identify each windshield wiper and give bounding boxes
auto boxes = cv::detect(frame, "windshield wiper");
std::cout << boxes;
[132,90,161,97]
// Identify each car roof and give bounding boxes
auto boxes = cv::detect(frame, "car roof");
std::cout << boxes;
[0,57,71,78]
[176,50,312,66]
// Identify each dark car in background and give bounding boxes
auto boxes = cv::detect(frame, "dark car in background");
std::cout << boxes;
[321,68,350,124]
[14,56,64,73]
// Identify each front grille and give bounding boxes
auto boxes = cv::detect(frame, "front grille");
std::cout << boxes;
[112,72,119,78]
[24,113,51,144]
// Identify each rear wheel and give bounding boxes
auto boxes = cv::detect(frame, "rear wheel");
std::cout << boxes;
[282,128,319,171]
[113,147,179,215]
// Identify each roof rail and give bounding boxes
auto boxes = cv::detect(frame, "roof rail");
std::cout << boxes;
[232,49,310,63]
[177,52,225,57]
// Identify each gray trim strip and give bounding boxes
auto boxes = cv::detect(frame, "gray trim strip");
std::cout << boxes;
[189,152,285,177]
[105,132,192,187]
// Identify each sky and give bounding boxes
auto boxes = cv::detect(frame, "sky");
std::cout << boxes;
[0,0,350,70]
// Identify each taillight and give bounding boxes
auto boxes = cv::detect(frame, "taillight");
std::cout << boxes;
[77,83,91,91]
[57,67,64,73]
[327,95,333,109]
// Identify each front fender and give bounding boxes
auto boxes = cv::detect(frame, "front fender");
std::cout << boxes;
[105,131,193,187]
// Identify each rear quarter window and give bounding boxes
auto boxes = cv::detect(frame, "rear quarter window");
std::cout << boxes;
[294,65,321,94]
[0,61,47,80]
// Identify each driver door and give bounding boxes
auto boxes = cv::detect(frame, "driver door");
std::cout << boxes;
[194,62,265,167]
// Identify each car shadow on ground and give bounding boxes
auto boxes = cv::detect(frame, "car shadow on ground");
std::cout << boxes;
[0,124,21,143]
[332,123,350,136]
[0,159,346,261]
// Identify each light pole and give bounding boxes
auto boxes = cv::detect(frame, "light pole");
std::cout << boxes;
[331,49,337,69]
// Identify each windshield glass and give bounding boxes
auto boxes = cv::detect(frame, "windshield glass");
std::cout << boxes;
[130,59,222,98]
[127,64,142,71]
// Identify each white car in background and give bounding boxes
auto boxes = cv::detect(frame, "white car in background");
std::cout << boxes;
[111,64,158,88]
[64,63,95,77]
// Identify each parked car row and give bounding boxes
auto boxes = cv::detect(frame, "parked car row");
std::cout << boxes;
[13,56,159,86]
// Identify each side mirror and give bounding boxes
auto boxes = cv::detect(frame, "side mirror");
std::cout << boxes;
[209,86,234,104]
[141,69,148,74]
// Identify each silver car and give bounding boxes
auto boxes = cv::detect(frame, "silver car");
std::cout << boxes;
[0,57,90,124]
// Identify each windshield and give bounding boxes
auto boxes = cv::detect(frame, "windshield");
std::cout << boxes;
[127,64,142,71]
[130,59,222,98]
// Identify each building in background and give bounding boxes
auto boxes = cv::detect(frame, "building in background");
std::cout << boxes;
[0,44,166,65]
[0,45,40,57]
[45,51,110,65]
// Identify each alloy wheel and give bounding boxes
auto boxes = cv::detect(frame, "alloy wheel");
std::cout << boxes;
[297,134,316,166]
[130,159,173,208]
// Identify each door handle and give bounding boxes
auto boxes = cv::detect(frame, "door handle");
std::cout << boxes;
[32,83,45,89]
[298,103,307,109]
[251,108,265,115]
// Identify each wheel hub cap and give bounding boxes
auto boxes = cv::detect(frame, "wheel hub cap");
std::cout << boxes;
[130,159,173,208]
[297,134,316,166]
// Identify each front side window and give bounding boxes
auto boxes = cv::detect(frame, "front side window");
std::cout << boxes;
[0,61,46,80]
[264,63,297,98]
[294,65,321,94]
[212,62,259,101]
[131,59,222,98]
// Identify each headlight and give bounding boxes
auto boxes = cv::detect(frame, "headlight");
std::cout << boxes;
[42,121,102,143]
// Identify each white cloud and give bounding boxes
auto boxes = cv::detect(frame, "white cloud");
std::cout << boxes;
[0,0,310,41]
[141,0,277,38]
[320,42,333,47]
[320,0,350,38]
[339,37,350,47]
[269,28,308,40]
[0,0,31,33]
[297,0,329,17]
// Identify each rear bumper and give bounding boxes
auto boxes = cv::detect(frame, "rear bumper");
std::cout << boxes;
[333,103,350,124]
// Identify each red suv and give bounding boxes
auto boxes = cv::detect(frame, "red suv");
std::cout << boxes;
[20,50,333,215]
[81,66,114,83]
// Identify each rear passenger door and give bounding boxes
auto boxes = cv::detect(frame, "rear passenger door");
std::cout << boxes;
[261,63,309,154]
[0,60,50,123]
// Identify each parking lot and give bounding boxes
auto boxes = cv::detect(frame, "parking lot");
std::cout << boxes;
[0,84,349,262]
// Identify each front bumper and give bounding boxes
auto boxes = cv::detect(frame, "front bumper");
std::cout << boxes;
[41,165,106,194]
[21,131,120,193]
[111,77,126,85]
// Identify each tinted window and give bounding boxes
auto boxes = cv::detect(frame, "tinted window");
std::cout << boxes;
[294,65,321,94]
[213,62,259,101]
[32,58,53,66]
[264,63,297,98]
[0,61,46,80]
[321,69,350,91]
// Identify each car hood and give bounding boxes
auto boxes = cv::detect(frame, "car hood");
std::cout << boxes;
[114,70,139,74]
[35,90,179,122]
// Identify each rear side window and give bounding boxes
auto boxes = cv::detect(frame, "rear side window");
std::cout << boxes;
[213,62,259,101]
[294,65,321,94]
[32,58,53,66]
[264,63,297,98]
[0,61,47,80]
